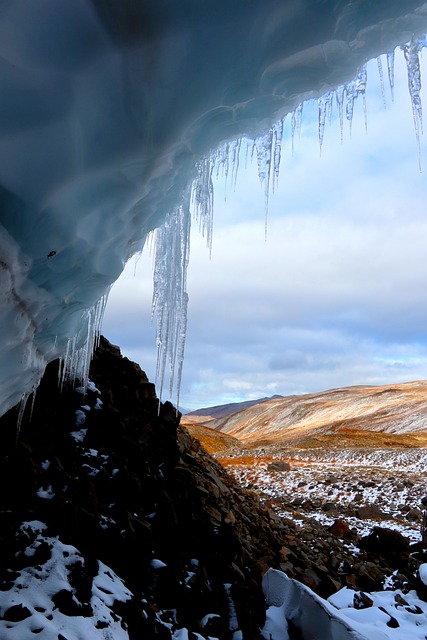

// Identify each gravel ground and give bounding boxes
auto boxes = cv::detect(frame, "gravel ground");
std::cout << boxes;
[216,446,427,545]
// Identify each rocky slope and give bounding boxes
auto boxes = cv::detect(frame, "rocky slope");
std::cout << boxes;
[0,337,290,638]
[204,382,427,446]
[1,346,426,638]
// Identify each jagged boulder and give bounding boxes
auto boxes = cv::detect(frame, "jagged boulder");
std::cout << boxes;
[358,527,410,570]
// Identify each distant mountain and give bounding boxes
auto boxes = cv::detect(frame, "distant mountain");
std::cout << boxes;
[206,381,427,447]
[186,395,283,420]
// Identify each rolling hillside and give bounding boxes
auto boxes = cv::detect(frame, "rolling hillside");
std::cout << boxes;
[203,381,427,447]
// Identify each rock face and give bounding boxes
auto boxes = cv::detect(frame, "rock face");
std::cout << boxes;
[0,337,291,638]
[0,337,424,637]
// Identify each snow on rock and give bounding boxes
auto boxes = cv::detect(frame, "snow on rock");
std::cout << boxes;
[419,564,427,585]
[0,527,131,640]
[1,2,427,415]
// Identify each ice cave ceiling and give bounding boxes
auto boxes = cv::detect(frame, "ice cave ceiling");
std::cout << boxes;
[1,0,427,418]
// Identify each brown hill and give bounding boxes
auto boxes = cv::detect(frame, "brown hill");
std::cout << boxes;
[181,421,240,454]
[207,381,427,447]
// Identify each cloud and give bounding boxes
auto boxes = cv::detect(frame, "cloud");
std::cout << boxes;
[103,50,427,409]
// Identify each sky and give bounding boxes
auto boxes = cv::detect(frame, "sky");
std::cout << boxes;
[102,48,427,411]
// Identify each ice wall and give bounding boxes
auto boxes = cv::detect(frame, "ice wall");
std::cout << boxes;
[1,0,427,417]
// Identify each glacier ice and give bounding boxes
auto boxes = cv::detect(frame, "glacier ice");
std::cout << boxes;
[1,1,427,416]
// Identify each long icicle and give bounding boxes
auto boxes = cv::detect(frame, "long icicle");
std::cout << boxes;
[403,36,423,172]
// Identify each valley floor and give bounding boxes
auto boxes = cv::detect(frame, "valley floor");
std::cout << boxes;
[216,445,427,545]
[213,443,427,639]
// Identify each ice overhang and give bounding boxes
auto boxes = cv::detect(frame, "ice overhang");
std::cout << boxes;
[1,0,427,417]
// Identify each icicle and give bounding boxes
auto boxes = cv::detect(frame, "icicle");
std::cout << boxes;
[58,294,109,394]
[318,91,333,154]
[272,119,284,192]
[345,80,356,134]
[214,143,231,200]
[192,156,215,256]
[345,63,367,134]
[254,131,274,238]
[377,56,387,107]
[387,50,395,101]
[357,63,368,133]
[228,138,241,192]
[28,385,38,422]
[403,36,424,171]
[419,34,427,50]
[16,392,30,435]
[244,138,251,169]
[291,103,303,153]
[151,198,191,406]
[334,85,345,143]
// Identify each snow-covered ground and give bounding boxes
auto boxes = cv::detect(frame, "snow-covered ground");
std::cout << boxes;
[2,520,427,640]
[3,426,427,638]
[218,448,427,543]
[0,521,132,640]
[215,446,427,638]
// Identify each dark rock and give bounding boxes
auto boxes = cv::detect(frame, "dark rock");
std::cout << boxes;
[52,589,89,617]
[329,520,350,539]
[291,497,304,507]
[2,334,422,636]
[358,527,410,569]
[405,604,423,614]
[3,603,32,621]
[353,563,385,592]
[394,593,409,606]
[322,502,337,512]
[267,461,291,472]
[354,591,373,609]
[356,505,385,520]
[406,508,422,522]
[302,568,321,592]
[379,606,400,628]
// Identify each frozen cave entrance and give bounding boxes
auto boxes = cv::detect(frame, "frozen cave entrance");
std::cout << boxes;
[1,1,427,417]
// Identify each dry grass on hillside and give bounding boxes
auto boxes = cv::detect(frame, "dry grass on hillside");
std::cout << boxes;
[261,428,427,450]
[180,415,214,425]
[182,422,240,454]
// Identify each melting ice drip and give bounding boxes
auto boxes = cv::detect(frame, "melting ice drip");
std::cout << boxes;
[151,34,427,408]
[58,294,110,391]
[17,295,109,430]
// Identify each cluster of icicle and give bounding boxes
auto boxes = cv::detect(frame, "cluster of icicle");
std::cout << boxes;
[17,294,109,429]
[150,34,427,409]
[19,35,424,420]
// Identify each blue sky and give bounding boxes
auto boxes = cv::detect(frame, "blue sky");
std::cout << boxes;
[103,48,427,410]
